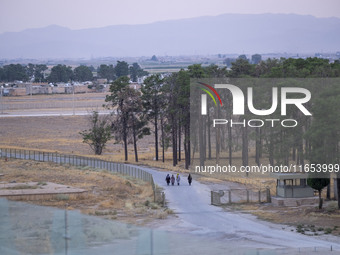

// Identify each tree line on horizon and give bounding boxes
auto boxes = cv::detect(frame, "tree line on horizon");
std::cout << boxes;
[0,61,147,83]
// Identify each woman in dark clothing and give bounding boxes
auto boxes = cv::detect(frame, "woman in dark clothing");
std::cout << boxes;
[165,174,171,185]
[188,174,192,186]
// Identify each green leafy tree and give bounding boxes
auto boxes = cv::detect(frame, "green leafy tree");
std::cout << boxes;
[151,55,158,61]
[105,76,131,161]
[176,69,191,169]
[127,90,150,162]
[306,84,340,208]
[230,58,253,77]
[307,174,330,209]
[1,64,28,82]
[97,64,115,81]
[0,67,4,81]
[115,61,129,78]
[129,63,148,82]
[141,74,164,161]
[34,64,48,82]
[79,111,112,155]
[26,63,35,79]
[74,65,93,82]
[48,64,73,83]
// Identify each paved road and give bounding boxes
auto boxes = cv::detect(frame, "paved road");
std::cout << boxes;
[134,165,340,252]
[0,110,111,117]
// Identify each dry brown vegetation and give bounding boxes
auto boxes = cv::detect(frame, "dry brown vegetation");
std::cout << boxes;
[227,203,340,236]
[0,158,171,225]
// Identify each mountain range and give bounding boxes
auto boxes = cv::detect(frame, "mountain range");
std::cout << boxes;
[0,13,339,59]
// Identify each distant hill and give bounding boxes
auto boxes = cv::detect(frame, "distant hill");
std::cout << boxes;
[0,13,339,59]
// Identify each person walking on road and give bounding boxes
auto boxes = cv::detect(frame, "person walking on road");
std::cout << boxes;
[165,174,171,186]
[171,174,175,186]
[188,174,192,186]
[176,173,181,186]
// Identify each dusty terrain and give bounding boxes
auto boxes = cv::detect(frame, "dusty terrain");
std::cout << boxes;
[0,158,170,225]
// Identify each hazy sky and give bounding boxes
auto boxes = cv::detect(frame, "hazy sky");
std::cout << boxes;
[1,0,340,34]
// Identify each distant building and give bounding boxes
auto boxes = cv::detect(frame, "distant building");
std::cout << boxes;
[96,78,108,84]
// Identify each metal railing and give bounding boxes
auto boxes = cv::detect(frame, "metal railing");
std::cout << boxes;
[0,147,164,205]
[211,188,271,205]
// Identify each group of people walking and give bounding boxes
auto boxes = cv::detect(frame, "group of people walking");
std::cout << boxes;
[165,173,192,186]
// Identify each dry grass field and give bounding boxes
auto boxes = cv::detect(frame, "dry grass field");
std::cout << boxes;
[0,114,189,172]
[227,202,340,237]
[0,158,171,225]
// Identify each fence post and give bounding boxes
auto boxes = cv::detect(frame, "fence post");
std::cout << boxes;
[228,190,231,204]
[258,190,261,203]
[247,190,250,203]
[162,192,165,207]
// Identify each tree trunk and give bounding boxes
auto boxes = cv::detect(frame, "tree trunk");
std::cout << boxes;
[172,114,177,167]
[221,126,225,151]
[132,119,138,162]
[242,121,248,176]
[199,115,205,167]
[178,119,181,161]
[184,122,190,170]
[203,115,206,161]
[298,138,304,169]
[228,124,232,165]
[161,117,165,163]
[154,113,159,161]
[216,126,220,165]
[95,145,102,155]
[123,115,128,161]
[318,190,323,209]
[337,173,340,209]
[259,128,262,158]
[269,129,274,166]
[327,183,330,200]
[292,146,296,161]
[255,127,260,166]
[207,108,211,160]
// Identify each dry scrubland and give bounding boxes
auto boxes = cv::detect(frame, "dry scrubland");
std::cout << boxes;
[0,158,172,224]
[0,115,191,174]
